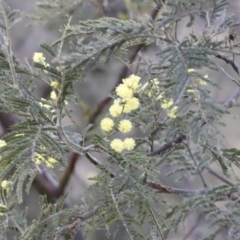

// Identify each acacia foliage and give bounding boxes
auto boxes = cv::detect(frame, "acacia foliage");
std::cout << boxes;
[0,0,240,239]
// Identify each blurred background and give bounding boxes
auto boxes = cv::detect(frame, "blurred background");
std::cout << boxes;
[1,0,240,239]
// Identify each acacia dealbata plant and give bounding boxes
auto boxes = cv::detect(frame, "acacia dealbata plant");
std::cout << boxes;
[0,0,240,239]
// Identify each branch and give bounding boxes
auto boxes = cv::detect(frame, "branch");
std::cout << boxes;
[146,133,186,156]
[224,87,240,108]
[110,188,134,240]
[149,207,165,240]
[184,142,208,188]
[206,167,234,187]
[54,203,102,239]
[143,177,208,194]
[216,53,239,75]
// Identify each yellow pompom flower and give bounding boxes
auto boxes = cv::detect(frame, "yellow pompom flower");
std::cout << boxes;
[50,91,57,100]
[100,118,114,132]
[123,138,136,150]
[123,97,140,113]
[51,81,60,89]
[33,52,46,63]
[115,84,133,99]
[161,99,174,109]
[122,74,140,90]
[0,140,6,148]
[110,139,124,153]
[1,180,11,190]
[118,119,132,133]
[109,102,124,117]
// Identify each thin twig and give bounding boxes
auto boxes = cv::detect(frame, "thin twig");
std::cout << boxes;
[143,177,208,194]
[54,203,102,238]
[216,65,240,87]
[147,134,186,156]
[150,207,165,240]
[206,167,234,187]
[184,142,208,188]
[85,152,116,178]
[216,53,239,75]
[110,188,134,240]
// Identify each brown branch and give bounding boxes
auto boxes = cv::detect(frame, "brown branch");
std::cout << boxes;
[216,53,239,75]
[55,152,79,198]
[54,203,102,239]
[146,133,186,156]
[143,178,208,194]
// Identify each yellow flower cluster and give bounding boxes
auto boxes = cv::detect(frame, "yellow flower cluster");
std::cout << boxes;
[100,74,142,153]
[101,75,141,132]
[32,52,49,68]
[100,118,133,133]
[116,84,133,99]
[1,180,11,190]
[110,74,141,116]
[161,99,178,119]
[50,91,57,100]
[110,138,136,153]
[32,52,45,64]
[51,81,60,89]
[34,153,57,168]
